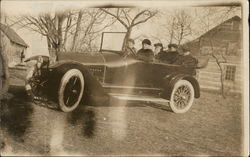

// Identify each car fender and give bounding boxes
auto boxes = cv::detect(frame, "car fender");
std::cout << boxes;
[48,61,107,98]
[161,73,200,100]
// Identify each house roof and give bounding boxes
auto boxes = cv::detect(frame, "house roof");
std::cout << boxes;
[199,15,241,39]
[182,16,242,56]
[0,23,28,48]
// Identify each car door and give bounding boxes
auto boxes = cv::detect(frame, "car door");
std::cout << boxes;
[103,52,152,88]
[102,52,128,85]
[149,61,196,88]
[149,61,180,88]
[123,56,153,88]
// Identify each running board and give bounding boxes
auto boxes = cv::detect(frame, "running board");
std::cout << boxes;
[109,93,169,103]
[103,84,163,96]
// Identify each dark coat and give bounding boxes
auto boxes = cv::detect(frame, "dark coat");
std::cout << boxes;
[174,54,198,67]
[137,48,154,62]
[156,50,179,64]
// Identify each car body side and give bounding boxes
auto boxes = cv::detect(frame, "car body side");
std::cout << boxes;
[40,51,200,102]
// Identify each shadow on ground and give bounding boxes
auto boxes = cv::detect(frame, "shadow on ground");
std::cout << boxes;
[0,85,33,142]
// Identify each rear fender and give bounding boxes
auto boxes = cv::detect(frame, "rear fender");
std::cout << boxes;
[161,73,200,100]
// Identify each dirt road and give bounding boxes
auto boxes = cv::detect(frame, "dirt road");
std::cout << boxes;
[0,85,243,156]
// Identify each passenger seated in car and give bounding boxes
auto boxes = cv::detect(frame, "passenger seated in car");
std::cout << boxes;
[174,47,198,67]
[166,43,180,64]
[154,42,166,61]
[137,39,154,62]
[155,43,179,64]
[124,38,137,58]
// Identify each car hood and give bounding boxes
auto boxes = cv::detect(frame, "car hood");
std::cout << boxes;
[57,52,105,65]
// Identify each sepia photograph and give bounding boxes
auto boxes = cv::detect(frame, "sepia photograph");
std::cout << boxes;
[0,0,249,156]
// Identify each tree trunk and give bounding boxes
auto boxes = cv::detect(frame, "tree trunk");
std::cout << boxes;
[63,14,72,51]
[169,18,175,44]
[0,44,9,99]
[212,54,226,98]
[217,62,226,98]
[71,10,83,52]
[122,27,132,51]
[178,24,184,46]
[57,16,64,53]
[209,39,226,98]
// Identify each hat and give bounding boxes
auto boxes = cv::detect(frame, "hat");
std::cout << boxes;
[142,39,151,45]
[128,38,135,44]
[182,46,190,52]
[168,43,178,49]
[154,43,163,48]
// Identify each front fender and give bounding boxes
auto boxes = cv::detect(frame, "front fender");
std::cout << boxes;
[161,73,200,100]
[45,61,107,100]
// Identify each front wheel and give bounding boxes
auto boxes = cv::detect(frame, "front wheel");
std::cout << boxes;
[169,80,194,113]
[58,69,84,112]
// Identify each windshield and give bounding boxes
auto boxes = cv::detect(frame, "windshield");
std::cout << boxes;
[100,32,126,52]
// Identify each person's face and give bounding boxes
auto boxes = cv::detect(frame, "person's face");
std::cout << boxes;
[143,43,151,49]
[183,51,190,56]
[36,56,43,68]
[128,42,134,48]
[154,46,161,54]
[170,47,177,52]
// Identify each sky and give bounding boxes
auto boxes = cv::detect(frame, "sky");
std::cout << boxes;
[1,0,243,57]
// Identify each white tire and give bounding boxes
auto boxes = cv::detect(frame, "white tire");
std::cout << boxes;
[58,69,84,112]
[169,80,194,113]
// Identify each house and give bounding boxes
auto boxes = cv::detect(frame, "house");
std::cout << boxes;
[183,16,242,93]
[0,23,29,67]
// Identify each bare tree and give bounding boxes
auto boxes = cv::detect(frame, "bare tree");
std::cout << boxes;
[168,17,176,44]
[101,8,158,50]
[72,8,116,52]
[170,10,193,46]
[16,11,74,60]
[71,10,83,51]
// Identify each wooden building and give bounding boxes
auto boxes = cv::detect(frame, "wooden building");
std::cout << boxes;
[0,23,28,67]
[184,16,242,93]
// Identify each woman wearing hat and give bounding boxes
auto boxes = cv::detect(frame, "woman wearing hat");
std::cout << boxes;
[137,39,154,62]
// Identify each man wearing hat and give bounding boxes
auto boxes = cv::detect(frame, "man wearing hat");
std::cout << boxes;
[164,43,180,64]
[137,39,154,62]
[154,42,166,61]
[155,43,179,63]
[174,47,198,67]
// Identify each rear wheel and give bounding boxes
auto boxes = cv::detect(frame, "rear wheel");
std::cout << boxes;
[58,69,84,112]
[169,80,194,113]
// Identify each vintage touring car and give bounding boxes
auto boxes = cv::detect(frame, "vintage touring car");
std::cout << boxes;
[29,32,205,113]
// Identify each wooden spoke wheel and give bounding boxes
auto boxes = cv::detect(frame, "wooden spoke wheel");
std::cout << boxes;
[58,69,84,112]
[170,80,194,113]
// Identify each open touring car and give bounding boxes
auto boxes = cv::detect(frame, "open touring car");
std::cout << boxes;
[30,32,204,113]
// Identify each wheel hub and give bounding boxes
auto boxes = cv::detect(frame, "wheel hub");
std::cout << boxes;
[181,95,186,100]
[173,85,192,109]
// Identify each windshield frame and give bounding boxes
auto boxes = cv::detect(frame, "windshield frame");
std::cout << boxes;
[99,32,126,53]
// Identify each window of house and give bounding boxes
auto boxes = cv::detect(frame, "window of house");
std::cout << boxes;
[225,65,236,81]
